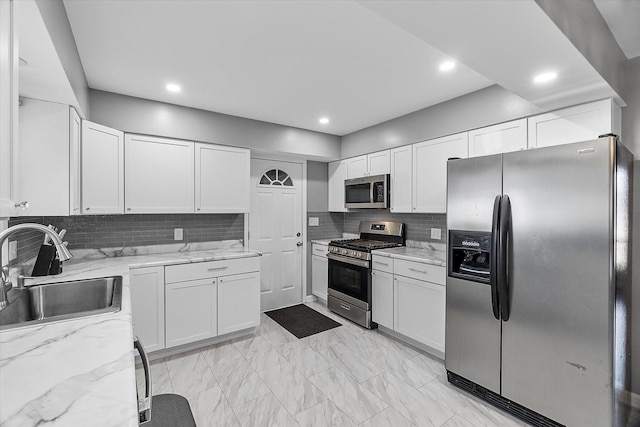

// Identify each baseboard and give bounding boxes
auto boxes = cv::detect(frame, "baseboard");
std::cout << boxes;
[303,294,317,303]
[378,325,445,361]
[631,391,640,410]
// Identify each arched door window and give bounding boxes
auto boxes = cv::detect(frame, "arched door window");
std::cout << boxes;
[258,168,294,187]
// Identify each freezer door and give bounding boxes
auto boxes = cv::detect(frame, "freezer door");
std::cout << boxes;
[501,138,614,426]
[445,154,502,393]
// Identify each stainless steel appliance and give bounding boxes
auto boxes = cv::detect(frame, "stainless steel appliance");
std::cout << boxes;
[445,135,633,427]
[344,174,389,209]
[328,221,404,328]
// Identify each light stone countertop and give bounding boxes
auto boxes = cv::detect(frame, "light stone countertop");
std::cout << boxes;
[310,238,341,246]
[372,241,446,267]
[0,241,260,427]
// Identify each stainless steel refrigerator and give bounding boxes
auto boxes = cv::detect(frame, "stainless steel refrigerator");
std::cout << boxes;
[445,135,633,427]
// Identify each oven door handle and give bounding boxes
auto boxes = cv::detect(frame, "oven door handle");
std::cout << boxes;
[327,252,370,268]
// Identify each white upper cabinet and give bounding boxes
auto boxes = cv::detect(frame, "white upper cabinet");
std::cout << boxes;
[125,134,194,214]
[347,150,390,178]
[69,107,82,216]
[390,145,412,213]
[367,150,391,176]
[0,0,17,218]
[468,119,527,157]
[16,99,70,216]
[527,99,620,149]
[347,155,367,178]
[82,120,124,214]
[413,132,468,213]
[195,143,250,213]
[328,160,347,212]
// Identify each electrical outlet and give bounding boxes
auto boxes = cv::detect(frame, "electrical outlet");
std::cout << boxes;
[308,217,319,226]
[8,241,17,261]
[430,228,442,240]
[174,228,183,240]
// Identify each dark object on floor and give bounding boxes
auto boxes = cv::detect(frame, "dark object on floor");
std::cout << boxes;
[265,304,341,339]
[146,394,196,427]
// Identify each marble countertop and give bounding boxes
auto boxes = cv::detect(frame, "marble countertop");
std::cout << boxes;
[0,242,260,427]
[372,243,446,267]
[310,238,341,246]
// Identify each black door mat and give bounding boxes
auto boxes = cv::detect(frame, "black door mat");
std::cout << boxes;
[265,304,341,339]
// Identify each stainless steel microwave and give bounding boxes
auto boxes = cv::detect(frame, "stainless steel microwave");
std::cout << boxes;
[344,174,389,209]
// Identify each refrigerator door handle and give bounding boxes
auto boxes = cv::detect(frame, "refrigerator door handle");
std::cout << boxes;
[490,195,502,320]
[499,195,511,321]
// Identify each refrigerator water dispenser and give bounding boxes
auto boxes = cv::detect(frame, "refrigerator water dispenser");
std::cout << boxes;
[448,230,491,283]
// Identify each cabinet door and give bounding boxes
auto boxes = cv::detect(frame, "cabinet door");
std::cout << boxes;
[69,107,82,216]
[195,143,250,213]
[372,269,394,329]
[82,120,124,214]
[367,150,390,176]
[390,146,412,213]
[468,119,527,157]
[527,99,616,149]
[130,267,165,352]
[125,134,194,214]
[165,278,217,348]
[328,160,347,212]
[0,0,17,218]
[413,132,468,213]
[17,99,70,216]
[347,155,367,178]
[394,275,445,352]
[218,272,260,335]
[311,255,328,301]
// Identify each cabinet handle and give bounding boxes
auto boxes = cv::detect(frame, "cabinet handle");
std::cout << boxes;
[127,208,131,211]
[85,207,90,211]
[208,266,228,271]
[375,261,389,266]
[409,268,428,274]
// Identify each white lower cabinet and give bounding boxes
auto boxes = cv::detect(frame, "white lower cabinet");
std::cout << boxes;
[394,274,445,352]
[130,256,260,353]
[130,266,165,352]
[311,244,329,301]
[218,272,260,335]
[372,256,446,354]
[371,269,394,329]
[165,278,217,348]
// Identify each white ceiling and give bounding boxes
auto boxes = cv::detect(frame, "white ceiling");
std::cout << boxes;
[19,0,633,136]
[594,0,640,60]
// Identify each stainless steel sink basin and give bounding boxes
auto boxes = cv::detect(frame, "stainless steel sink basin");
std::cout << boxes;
[0,276,122,331]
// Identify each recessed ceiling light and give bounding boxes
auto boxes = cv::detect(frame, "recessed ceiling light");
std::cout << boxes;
[319,117,330,125]
[166,83,181,93]
[439,61,455,72]
[533,72,557,84]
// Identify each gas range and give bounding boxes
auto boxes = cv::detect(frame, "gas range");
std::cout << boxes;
[327,221,405,329]
[328,239,403,261]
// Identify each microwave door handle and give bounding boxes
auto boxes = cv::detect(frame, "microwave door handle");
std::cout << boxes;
[370,182,375,204]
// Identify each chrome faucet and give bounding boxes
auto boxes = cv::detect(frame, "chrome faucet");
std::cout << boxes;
[0,223,73,310]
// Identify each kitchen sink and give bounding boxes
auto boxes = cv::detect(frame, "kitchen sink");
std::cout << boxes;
[0,276,122,331]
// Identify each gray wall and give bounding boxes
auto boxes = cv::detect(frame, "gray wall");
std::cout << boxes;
[341,85,542,158]
[90,90,341,161]
[307,161,328,212]
[35,0,90,117]
[623,57,640,398]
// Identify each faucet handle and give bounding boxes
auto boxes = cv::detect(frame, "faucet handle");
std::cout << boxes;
[1,267,11,291]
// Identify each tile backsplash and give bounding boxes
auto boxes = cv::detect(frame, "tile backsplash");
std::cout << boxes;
[306,210,447,243]
[8,214,244,265]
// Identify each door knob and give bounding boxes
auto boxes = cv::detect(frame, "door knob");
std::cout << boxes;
[297,242,303,247]
[296,232,301,237]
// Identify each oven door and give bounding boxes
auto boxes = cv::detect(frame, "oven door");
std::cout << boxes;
[327,253,371,305]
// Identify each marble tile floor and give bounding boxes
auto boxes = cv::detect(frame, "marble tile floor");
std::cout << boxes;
[136,301,640,427]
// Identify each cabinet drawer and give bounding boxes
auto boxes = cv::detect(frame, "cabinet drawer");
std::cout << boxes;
[394,259,445,285]
[165,256,260,283]
[371,255,393,273]
[312,244,328,257]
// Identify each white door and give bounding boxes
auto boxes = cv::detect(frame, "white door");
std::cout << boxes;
[250,159,303,311]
